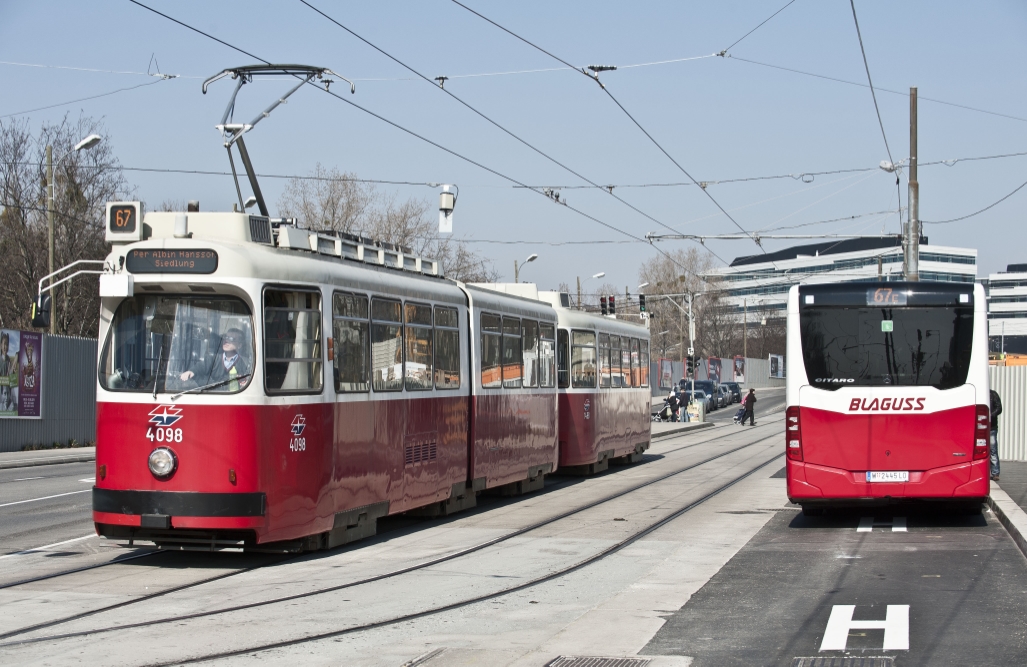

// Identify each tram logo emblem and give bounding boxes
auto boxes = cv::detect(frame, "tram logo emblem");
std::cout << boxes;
[290,414,307,436]
[148,405,183,427]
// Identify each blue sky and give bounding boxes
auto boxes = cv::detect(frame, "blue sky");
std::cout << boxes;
[2,1,1025,289]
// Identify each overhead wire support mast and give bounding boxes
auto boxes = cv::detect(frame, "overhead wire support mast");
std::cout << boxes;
[296,1,726,270]
[449,0,765,254]
[127,0,713,284]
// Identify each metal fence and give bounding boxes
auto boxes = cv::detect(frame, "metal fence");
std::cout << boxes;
[0,335,97,452]
[991,365,1027,462]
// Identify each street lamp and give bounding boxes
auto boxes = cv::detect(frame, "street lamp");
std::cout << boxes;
[514,253,538,283]
[47,134,103,334]
[637,282,650,291]
[576,271,606,309]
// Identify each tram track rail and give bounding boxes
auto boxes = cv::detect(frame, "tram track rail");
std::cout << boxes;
[0,423,782,652]
[160,449,786,666]
[0,549,159,591]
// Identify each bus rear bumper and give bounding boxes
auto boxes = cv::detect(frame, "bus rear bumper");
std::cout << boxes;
[787,459,989,504]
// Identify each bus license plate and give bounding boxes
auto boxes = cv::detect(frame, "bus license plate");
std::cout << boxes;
[866,471,909,483]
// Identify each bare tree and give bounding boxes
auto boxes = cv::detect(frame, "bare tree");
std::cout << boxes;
[0,115,128,336]
[277,164,497,283]
[637,247,716,361]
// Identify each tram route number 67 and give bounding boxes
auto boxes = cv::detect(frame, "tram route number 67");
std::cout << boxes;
[147,427,183,443]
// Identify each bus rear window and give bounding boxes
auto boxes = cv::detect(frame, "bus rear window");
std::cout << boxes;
[800,306,973,390]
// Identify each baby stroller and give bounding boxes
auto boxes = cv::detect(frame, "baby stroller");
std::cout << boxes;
[732,406,746,425]
[652,399,674,422]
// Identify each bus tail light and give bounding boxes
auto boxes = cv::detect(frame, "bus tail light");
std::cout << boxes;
[786,406,803,461]
[973,404,990,460]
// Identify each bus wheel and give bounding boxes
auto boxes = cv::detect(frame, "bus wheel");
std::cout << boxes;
[801,506,825,517]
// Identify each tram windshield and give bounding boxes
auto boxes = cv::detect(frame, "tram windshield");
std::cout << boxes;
[99,295,255,395]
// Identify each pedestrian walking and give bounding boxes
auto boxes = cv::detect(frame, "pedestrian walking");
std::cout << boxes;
[990,389,1002,481]
[668,389,680,422]
[742,388,757,426]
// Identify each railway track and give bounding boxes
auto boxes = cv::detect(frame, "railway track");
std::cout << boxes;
[0,420,782,657]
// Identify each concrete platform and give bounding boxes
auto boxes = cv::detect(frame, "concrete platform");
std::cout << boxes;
[0,447,95,470]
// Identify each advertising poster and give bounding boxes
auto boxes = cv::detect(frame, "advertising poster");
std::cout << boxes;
[0,329,42,418]
[769,354,785,379]
[733,356,745,383]
[659,358,674,389]
[708,357,722,385]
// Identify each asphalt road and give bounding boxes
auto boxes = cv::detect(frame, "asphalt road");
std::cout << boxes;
[644,505,1027,666]
[0,461,96,555]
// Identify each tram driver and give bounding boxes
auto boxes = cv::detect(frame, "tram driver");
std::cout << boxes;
[179,327,252,391]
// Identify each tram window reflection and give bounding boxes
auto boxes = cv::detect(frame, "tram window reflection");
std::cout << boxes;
[405,302,433,391]
[610,335,623,388]
[557,329,569,389]
[539,323,556,389]
[522,319,539,388]
[622,339,633,388]
[481,312,501,388]
[598,333,611,388]
[332,292,369,393]
[630,338,640,387]
[571,330,597,388]
[99,295,254,395]
[371,298,403,392]
[640,340,650,387]
[264,289,323,394]
[503,316,523,388]
[434,306,461,390]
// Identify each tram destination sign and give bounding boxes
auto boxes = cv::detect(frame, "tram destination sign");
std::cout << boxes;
[126,249,219,274]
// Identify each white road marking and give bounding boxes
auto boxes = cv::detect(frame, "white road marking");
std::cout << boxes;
[820,604,909,651]
[79,478,95,483]
[857,516,907,533]
[11,477,44,482]
[0,533,96,559]
[0,489,90,509]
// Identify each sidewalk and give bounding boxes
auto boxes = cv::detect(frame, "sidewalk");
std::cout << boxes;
[651,420,715,440]
[0,447,95,470]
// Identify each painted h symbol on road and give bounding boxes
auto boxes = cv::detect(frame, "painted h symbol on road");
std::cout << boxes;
[857,517,907,533]
[820,605,909,651]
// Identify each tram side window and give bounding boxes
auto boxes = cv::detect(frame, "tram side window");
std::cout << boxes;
[405,303,433,391]
[434,306,461,390]
[557,329,570,389]
[571,331,597,388]
[371,298,403,392]
[623,338,634,387]
[503,316,523,388]
[539,323,556,388]
[332,292,369,393]
[640,340,650,387]
[522,319,539,388]
[630,338,640,388]
[481,313,502,388]
[598,333,611,388]
[610,335,623,388]
[264,290,323,394]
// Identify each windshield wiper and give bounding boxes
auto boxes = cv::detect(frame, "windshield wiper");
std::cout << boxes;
[170,374,251,401]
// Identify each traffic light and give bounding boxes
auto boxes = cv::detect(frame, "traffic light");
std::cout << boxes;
[686,355,695,376]
[638,294,646,313]
[609,295,616,314]
[600,296,608,315]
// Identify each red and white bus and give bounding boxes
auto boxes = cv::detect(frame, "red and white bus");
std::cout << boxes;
[785,282,990,514]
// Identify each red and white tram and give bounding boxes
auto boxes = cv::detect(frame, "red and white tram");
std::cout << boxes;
[785,282,990,513]
[91,207,647,551]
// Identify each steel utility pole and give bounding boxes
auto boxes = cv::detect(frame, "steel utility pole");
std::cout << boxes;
[576,276,582,309]
[46,145,55,335]
[514,260,519,283]
[743,298,748,360]
[905,86,920,281]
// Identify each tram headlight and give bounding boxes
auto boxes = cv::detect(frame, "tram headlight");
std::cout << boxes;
[148,447,178,478]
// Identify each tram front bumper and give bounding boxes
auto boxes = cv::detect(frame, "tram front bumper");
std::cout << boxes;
[93,488,266,530]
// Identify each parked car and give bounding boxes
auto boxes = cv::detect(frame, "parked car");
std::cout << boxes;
[681,389,714,415]
[716,385,732,409]
[721,382,742,404]
[682,379,718,410]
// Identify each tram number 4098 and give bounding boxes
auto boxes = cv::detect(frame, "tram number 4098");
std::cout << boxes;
[289,437,306,452]
[147,427,183,443]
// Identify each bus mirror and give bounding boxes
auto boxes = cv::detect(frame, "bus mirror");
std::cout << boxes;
[31,294,51,329]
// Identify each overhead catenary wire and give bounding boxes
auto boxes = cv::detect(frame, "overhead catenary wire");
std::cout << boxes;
[0,60,188,78]
[0,79,168,119]
[448,0,766,255]
[124,0,718,282]
[720,0,797,54]
[297,0,729,266]
[922,176,1027,225]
